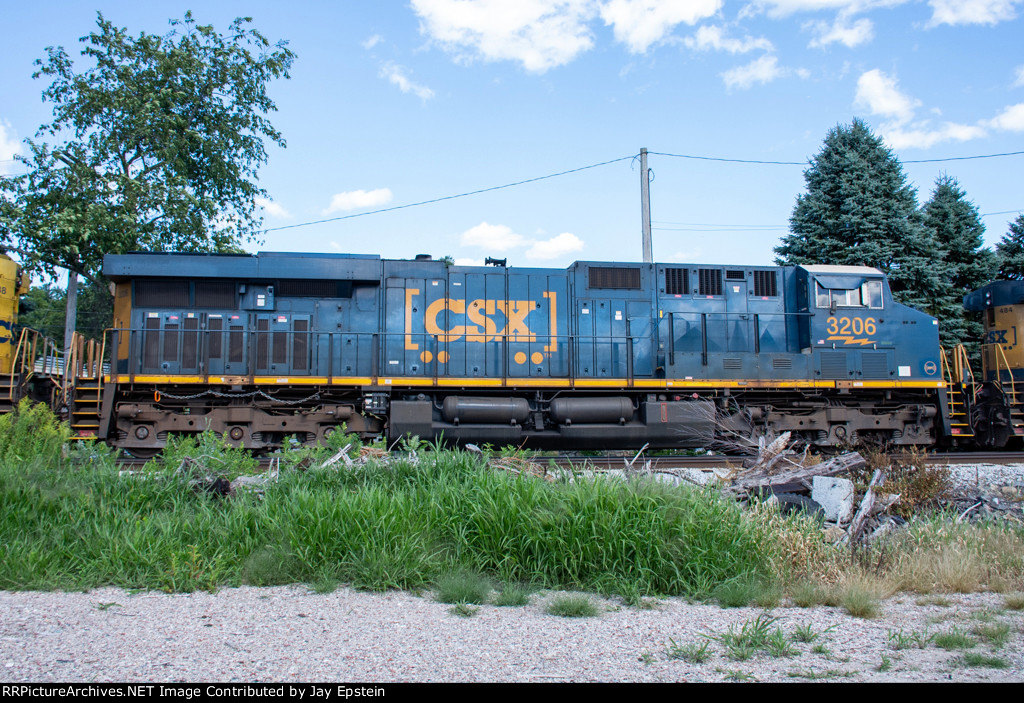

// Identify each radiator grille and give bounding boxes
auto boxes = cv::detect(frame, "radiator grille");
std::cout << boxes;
[861,352,891,379]
[753,271,778,297]
[665,268,688,295]
[698,268,723,296]
[819,352,849,379]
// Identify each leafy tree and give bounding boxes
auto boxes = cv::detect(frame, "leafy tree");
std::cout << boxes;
[18,281,113,344]
[0,12,295,349]
[921,174,995,355]
[996,213,1024,280]
[775,119,944,314]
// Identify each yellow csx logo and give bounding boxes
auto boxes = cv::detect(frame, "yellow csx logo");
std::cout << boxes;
[404,289,557,351]
[826,316,878,346]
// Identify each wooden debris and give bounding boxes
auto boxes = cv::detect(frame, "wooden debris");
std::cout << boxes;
[727,450,866,496]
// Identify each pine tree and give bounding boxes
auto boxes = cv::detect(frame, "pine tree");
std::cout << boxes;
[922,174,995,354]
[775,119,944,314]
[996,213,1024,280]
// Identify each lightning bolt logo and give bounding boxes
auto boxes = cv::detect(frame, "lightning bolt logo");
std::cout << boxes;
[827,335,874,346]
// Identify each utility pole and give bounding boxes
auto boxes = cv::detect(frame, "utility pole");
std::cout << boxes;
[640,148,652,263]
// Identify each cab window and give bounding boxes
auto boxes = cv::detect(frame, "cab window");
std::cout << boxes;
[815,280,883,309]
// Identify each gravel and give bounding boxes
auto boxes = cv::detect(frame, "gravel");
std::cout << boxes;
[2,587,1022,683]
[2,462,1021,684]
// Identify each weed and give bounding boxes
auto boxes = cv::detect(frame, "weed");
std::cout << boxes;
[639,650,655,665]
[94,602,120,611]
[961,652,1008,669]
[971,622,1010,648]
[715,667,755,682]
[811,643,830,655]
[789,582,828,608]
[712,576,779,609]
[876,654,893,672]
[916,595,951,607]
[546,594,599,618]
[493,584,532,607]
[837,577,884,619]
[787,669,855,680]
[933,627,976,650]
[1004,593,1024,610]
[449,603,479,617]
[764,629,798,658]
[790,622,831,643]
[434,570,492,605]
[665,639,711,663]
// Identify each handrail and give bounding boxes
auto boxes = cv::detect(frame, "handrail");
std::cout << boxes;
[992,343,1017,406]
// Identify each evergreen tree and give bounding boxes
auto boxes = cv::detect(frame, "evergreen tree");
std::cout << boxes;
[775,119,944,314]
[922,174,995,354]
[996,213,1024,280]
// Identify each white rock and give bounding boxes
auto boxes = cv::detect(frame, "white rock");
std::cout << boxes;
[812,475,855,524]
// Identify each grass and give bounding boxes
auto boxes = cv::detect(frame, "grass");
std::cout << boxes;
[665,639,712,663]
[888,628,934,650]
[960,652,1009,669]
[711,612,797,660]
[2,401,1023,619]
[933,627,976,651]
[493,583,532,607]
[971,622,1010,648]
[448,603,479,617]
[546,594,600,618]
[0,407,780,598]
[434,570,492,605]
[787,669,856,680]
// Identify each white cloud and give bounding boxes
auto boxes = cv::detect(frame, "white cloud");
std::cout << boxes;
[854,69,920,125]
[0,121,22,176]
[362,34,383,49]
[722,55,784,90]
[927,0,1020,27]
[525,232,584,259]
[460,221,527,250]
[986,103,1024,131]
[323,188,394,215]
[685,24,773,53]
[806,16,874,47]
[459,222,584,260]
[255,197,291,219]
[412,0,596,73]
[743,1,908,17]
[884,122,987,149]
[1014,65,1024,87]
[600,0,723,53]
[453,257,485,266]
[380,63,435,100]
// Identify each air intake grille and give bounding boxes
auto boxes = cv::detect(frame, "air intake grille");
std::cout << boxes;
[819,352,849,379]
[135,280,188,307]
[277,280,353,298]
[698,269,723,296]
[195,281,236,308]
[726,269,745,280]
[753,271,778,297]
[862,352,890,379]
[589,267,641,290]
[665,268,688,295]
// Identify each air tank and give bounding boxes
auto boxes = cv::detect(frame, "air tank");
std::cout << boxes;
[442,396,531,425]
[549,397,635,424]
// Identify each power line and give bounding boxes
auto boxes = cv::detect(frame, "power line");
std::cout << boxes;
[261,155,636,234]
[649,151,804,165]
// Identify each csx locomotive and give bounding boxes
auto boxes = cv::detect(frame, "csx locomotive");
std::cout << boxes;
[82,251,948,455]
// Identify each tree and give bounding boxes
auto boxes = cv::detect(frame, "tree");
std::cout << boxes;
[775,119,944,314]
[18,281,113,344]
[0,12,295,349]
[996,213,1024,280]
[921,174,995,354]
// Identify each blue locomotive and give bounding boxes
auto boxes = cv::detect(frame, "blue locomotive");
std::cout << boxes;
[92,251,946,454]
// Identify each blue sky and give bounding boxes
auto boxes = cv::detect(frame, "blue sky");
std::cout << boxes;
[1,1,1022,270]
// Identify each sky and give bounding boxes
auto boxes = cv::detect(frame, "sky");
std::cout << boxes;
[1,0,1022,271]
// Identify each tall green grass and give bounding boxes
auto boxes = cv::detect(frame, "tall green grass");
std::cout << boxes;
[0,405,775,597]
